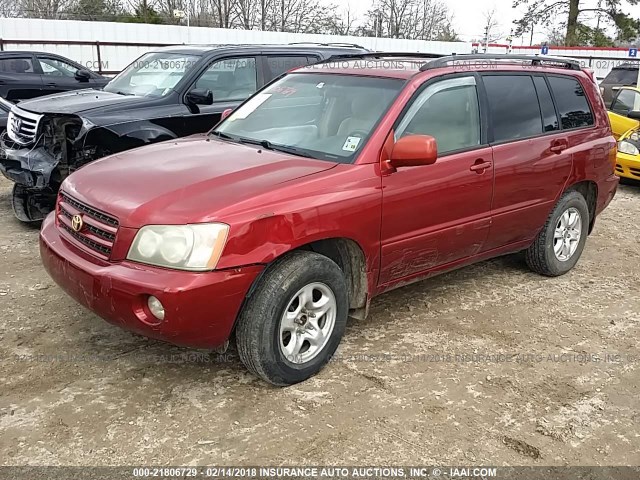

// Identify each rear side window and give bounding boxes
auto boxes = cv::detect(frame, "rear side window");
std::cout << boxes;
[265,56,314,82]
[533,76,559,132]
[601,67,638,85]
[0,57,35,74]
[547,76,594,129]
[483,75,542,142]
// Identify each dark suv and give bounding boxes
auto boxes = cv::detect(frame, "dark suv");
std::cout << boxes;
[0,43,367,222]
[0,51,108,101]
[600,61,639,105]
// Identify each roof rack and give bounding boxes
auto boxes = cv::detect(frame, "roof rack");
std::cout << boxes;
[313,51,445,66]
[288,42,366,49]
[419,54,582,71]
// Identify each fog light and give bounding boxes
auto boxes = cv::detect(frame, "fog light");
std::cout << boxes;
[147,296,165,321]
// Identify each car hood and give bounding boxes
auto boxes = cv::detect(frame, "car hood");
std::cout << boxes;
[63,135,339,227]
[16,89,151,116]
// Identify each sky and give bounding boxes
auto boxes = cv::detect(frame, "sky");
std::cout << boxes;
[340,0,639,44]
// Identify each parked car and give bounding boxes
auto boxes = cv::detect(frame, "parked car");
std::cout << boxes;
[0,51,108,102]
[600,62,639,106]
[0,44,367,222]
[607,86,640,180]
[40,54,618,385]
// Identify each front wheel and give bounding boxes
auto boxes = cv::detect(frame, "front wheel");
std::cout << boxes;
[525,190,589,277]
[235,251,349,386]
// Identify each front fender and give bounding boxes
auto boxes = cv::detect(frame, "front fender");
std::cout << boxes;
[81,121,178,154]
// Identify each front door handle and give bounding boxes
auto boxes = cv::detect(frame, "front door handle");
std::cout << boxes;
[470,159,492,173]
[45,82,57,87]
[550,140,568,154]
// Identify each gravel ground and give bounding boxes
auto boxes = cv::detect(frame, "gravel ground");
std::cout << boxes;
[0,175,639,466]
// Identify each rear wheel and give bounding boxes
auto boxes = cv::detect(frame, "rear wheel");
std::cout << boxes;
[525,190,589,276]
[236,251,348,386]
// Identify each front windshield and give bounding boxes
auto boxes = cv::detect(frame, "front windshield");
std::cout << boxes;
[104,52,200,97]
[213,73,404,163]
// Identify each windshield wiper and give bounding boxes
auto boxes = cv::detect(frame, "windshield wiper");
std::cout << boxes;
[211,131,238,142]
[237,138,316,158]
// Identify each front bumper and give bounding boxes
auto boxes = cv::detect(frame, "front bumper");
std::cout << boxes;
[0,141,58,187]
[614,152,640,180]
[40,213,264,349]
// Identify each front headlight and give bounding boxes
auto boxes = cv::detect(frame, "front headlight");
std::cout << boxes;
[127,223,229,271]
[618,140,639,156]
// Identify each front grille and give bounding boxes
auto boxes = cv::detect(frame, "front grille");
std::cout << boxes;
[615,163,624,174]
[57,192,119,259]
[630,167,640,178]
[7,108,42,145]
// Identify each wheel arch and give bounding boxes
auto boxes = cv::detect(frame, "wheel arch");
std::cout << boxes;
[565,180,598,233]
[242,237,370,324]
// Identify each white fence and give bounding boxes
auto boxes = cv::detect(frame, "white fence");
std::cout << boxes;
[0,18,470,73]
[1,18,638,78]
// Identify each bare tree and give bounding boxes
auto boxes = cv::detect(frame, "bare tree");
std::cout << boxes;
[358,0,456,40]
[482,7,502,43]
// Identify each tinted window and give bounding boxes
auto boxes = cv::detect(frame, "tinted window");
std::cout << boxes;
[533,76,559,132]
[547,76,594,129]
[194,57,257,101]
[265,56,312,82]
[611,89,640,115]
[484,75,542,142]
[38,57,78,77]
[396,76,480,154]
[0,57,35,74]
[601,67,638,85]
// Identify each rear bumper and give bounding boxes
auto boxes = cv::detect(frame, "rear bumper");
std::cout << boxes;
[596,173,619,217]
[40,213,263,348]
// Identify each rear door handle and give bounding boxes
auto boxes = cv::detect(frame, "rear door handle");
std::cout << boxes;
[470,159,492,172]
[45,82,57,87]
[550,140,569,154]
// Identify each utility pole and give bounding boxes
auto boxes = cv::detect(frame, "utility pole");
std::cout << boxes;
[483,25,489,53]
[529,19,534,46]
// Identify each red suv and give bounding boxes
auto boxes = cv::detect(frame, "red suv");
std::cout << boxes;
[40,54,618,385]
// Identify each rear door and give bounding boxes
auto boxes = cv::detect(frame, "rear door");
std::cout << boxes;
[262,55,318,83]
[483,73,592,250]
[0,54,44,101]
[379,75,494,285]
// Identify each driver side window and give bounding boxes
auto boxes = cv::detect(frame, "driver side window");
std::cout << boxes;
[611,89,640,116]
[38,57,78,77]
[396,76,481,155]
[194,57,257,102]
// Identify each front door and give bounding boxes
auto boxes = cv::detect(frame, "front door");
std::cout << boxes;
[183,56,260,135]
[379,75,494,286]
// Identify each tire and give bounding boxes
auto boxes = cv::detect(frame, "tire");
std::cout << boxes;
[236,251,349,386]
[525,190,590,277]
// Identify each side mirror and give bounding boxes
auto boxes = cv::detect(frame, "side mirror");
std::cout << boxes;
[628,110,640,120]
[389,135,438,168]
[186,88,213,106]
[221,108,233,120]
[75,69,91,82]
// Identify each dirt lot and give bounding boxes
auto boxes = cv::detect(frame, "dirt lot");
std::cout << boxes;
[0,175,639,467]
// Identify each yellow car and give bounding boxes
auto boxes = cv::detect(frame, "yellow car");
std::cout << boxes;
[607,86,640,181]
